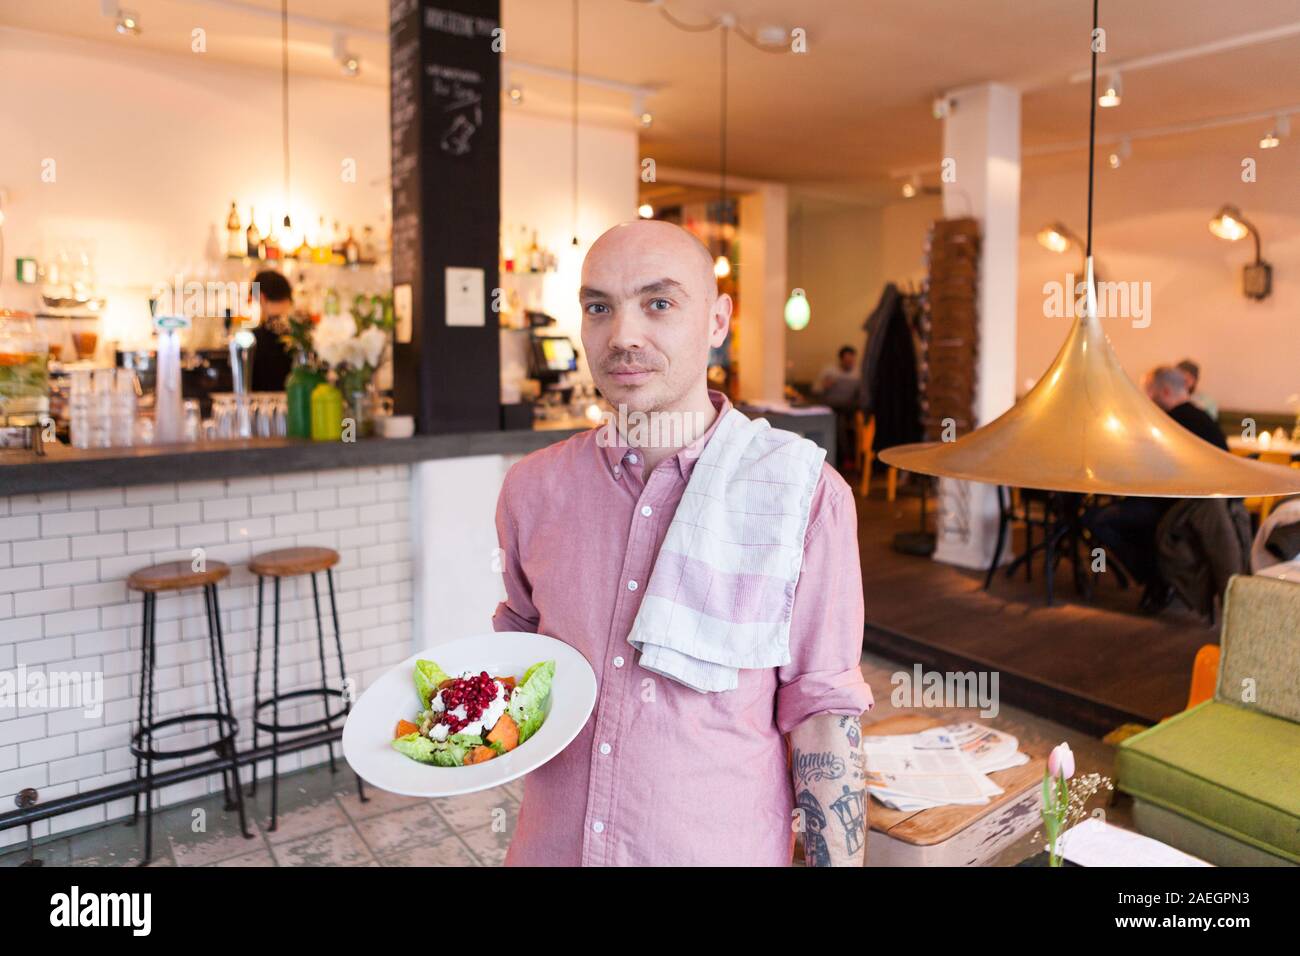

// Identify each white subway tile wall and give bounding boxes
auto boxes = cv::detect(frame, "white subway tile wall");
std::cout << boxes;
[0,465,415,849]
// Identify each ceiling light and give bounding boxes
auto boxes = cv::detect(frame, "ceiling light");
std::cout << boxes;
[1107,138,1131,169]
[1260,114,1289,148]
[1098,72,1121,108]
[637,203,654,219]
[1036,223,1073,255]
[509,84,524,104]
[331,33,360,77]
[784,289,811,331]
[639,111,653,128]
[115,8,141,36]
[713,255,731,279]
[901,174,919,199]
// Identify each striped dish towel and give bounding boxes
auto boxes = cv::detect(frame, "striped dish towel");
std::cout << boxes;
[626,408,826,692]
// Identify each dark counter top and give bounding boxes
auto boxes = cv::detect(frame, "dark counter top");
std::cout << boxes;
[0,405,836,496]
[0,428,583,495]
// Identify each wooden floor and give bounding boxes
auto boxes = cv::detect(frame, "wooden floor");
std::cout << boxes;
[856,480,1214,735]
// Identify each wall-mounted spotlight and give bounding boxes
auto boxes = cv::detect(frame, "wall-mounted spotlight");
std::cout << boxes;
[901,174,919,199]
[1107,138,1131,169]
[1098,72,1122,108]
[508,83,524,105]
[1209,204,1272,300]
[639,111,654,128]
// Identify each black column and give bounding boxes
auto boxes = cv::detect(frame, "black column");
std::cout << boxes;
[390,0,501,433]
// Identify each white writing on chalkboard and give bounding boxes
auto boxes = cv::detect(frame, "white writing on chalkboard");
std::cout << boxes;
[424,8,498,38]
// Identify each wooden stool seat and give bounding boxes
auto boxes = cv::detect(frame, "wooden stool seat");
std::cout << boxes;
[127,560,230,593]
[249,547,339,578]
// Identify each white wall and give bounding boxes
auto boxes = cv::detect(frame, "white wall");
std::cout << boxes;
[500,109,639,354]
[0,25,640,362]
[0,26,390,347]
[1017,144,1300,414]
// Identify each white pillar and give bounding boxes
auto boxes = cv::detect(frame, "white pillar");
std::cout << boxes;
[933,83,1021,569]
[738,183,788,403]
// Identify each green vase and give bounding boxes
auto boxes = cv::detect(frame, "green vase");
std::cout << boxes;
[285,361,324,439]
[310,382,344,441]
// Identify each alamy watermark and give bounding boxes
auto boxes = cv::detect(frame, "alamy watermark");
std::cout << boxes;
[891,664,999,718]
[1043,273,1152,329]
[0,666,103,719]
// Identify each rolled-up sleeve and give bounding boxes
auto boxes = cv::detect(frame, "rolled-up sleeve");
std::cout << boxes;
[775,465,874,735]
[491,469,540,633]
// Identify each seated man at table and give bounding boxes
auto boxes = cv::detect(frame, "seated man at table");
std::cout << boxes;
[1084,366,1228,610]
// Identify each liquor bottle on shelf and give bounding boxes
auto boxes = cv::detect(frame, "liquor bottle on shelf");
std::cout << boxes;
[502,224,516,273]
[226,202,243,258]
[264,226,281,262]
[246,207,261,259]
[344,227,360,266]
[312,216,329,264]
[528,231,542,273]
[360,225,377,265]
[331,220,345,265]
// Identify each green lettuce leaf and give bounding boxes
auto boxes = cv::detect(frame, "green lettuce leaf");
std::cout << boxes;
[507,659,555,744]
[392,732,467,767]
[414,659,451,709]
[447,733,484,750]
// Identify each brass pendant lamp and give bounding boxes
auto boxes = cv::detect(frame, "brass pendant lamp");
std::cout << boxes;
[880,1,1300,500]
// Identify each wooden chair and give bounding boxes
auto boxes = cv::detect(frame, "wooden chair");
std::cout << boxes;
[854,411,876,497]
[1244,452,1294,524]
[1185,644,1221,711]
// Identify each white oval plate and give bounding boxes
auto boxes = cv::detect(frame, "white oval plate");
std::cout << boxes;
[342,632,597,798]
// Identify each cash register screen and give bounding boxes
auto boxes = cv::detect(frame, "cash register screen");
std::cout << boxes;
[536,336,578,372]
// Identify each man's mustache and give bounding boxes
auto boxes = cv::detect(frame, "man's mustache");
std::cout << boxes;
[601,352,665,374]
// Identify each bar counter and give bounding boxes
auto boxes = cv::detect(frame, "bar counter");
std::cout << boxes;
[0,407,833,847]
[0,428,584,496]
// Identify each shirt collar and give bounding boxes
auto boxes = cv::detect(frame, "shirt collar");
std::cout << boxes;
[599,389,732,481]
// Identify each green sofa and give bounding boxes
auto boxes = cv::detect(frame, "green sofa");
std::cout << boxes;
[1117,574,1300,865]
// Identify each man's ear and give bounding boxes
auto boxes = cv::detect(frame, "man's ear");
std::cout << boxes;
[709,294,733,348]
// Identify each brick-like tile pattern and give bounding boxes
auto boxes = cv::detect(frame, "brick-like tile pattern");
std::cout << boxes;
[0,466,414,849]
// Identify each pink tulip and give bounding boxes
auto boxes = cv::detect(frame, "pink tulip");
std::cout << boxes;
[1048,742,1075,780]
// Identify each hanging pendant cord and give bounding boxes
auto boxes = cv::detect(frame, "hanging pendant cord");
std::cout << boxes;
[572,0,580,244]
[1086,0,1098,258]
[281,0,291,227]
[720,25,728,224]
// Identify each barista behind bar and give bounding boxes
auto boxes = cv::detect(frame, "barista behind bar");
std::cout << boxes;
[250,270,295,392]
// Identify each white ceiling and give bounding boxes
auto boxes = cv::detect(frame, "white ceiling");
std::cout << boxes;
[3,0,1298,204]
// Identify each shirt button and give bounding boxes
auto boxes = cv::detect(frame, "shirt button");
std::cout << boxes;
[627,580,638,591]
[599,742,611,755]
[640,505,653,517]
[613,467,621,478]
[613,656,625,668]
[592,821,605,834]
[626,452,638,464]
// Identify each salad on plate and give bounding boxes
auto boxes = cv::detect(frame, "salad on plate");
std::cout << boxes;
[392,658,555,767]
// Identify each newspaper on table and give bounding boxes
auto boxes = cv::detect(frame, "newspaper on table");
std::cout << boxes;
[863,721,1030,812]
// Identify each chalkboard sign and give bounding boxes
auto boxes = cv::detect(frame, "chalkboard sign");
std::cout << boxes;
[389,0,501,433]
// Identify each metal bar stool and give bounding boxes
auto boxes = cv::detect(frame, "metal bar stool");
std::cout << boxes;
[248,547,366,830]
[125,559,252,865]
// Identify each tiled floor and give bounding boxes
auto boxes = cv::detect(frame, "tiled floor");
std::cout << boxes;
[1,649,1128,867]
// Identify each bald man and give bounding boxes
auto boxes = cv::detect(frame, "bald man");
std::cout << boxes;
[491,221,873,866]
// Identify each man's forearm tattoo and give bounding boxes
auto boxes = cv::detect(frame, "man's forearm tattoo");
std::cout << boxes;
[797,789,832,867]
[793,747,846,787]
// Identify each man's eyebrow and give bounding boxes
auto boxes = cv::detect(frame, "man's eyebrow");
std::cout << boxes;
[578,286,610,300]
[635,278,687,297]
